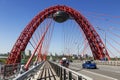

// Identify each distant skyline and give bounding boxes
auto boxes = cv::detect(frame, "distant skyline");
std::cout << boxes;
[0,0,120,57]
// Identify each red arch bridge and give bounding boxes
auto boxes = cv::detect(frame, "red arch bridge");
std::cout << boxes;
[1,5,120,80]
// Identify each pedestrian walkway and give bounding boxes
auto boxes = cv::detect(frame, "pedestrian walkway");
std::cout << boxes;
[35,61,59,80]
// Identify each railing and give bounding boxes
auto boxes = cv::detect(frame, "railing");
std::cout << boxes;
[49,61,93,80]
[14,61,44,80]
[73,60,120,66]
[0,63,20,80]
[95,60,120,66]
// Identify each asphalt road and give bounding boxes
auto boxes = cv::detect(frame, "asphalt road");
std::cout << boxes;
[69,62,120,80]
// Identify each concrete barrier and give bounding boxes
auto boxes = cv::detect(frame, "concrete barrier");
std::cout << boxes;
[72,60,120,66]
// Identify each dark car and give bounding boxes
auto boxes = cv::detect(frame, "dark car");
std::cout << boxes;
[82,60,97,69]
[60,58,69,68]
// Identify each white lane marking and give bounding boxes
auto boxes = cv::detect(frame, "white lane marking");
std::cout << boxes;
[82,70,118,80]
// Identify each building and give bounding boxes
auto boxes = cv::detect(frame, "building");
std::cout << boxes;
[25,50,31,56]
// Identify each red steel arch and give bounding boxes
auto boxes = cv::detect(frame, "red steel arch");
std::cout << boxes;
[6,5,110,64]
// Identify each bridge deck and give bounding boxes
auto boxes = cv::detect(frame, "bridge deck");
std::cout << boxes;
[33,61,59,80]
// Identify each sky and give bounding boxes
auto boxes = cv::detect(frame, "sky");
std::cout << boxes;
[0,0,120,57]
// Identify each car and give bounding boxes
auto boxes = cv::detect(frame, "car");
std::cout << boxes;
[82,60,97,69]
[60,57,69,68]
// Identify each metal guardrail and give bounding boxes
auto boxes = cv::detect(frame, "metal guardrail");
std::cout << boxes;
[49,61,93,80]
[14,61,44,80]
[73,60,120,66]
[0,63,20,80]
[95,60,120,66]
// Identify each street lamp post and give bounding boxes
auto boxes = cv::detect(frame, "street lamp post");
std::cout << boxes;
[77,44,79,56]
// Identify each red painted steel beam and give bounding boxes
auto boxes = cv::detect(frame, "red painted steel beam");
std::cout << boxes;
[6,5,110,64]
[24,23,50,70]
[36,39,43,63]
